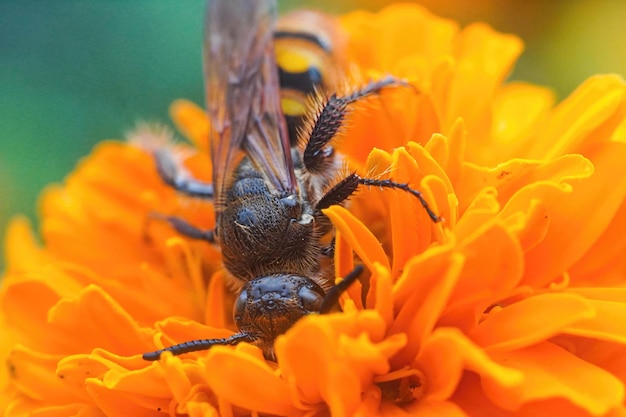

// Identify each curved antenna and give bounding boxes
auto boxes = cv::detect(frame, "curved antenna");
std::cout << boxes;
[319,264,364,314]
[143,332,254,361]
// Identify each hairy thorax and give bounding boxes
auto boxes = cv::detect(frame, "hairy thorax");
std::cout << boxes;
[217,165,321,282]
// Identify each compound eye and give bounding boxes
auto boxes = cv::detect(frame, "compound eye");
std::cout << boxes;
[298,285,324,313]
[234,289,248,324]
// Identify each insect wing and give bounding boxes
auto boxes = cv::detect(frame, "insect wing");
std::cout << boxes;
[204,0,296,210]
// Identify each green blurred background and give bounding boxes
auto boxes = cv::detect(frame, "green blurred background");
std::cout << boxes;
[1,0,625,268]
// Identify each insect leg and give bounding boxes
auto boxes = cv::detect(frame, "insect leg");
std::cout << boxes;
[149,213,215,243]
[303,75,407,173]
[142,332,254,361]
[154,149,214,198]
[315,173,441,223]
[319,264,364,313]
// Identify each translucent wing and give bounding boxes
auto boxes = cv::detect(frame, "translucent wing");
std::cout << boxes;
[205,0,296,211]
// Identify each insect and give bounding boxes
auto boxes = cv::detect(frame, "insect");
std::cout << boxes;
[142,0,440,362]
[272,8,345,144]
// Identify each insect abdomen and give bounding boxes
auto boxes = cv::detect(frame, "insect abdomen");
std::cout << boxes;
[274,10,345,144]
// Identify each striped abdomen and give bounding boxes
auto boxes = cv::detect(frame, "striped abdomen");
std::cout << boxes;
[274,10,345,145]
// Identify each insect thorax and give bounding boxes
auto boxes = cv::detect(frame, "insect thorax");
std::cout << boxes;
[217,161,320,282]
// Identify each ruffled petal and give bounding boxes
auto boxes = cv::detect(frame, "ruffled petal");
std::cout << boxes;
[416,328,522,402]
[484,342,624,415]
[469,293,595,351]
[202,346,296,416]
[524,141,626,287]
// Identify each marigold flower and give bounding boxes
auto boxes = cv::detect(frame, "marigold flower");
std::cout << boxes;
[2,3,626,417]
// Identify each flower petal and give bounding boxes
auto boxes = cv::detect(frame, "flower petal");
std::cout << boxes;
[202,345,296,416]
[416,328,522,401]
[445,23,523,149]
[484,342,625,414]
[276,311,395,414]
[456,154,593,215]
[3,217,47,274]
[169,99,210,153]
[6,346,73,403]
[535,75,626,159]
[563,300,626,345]
[389,249,464,368]
[404,398,469,417]
[443,219,524,331]
[84,378,164,417]
[569,195,626,286]
[524,141,626,287]
[454,372,626,417]
[491,82,556,160]
[323,205,390,272]
[469,293,595,351]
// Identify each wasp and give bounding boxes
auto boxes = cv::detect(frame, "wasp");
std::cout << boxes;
[142,0,440,361]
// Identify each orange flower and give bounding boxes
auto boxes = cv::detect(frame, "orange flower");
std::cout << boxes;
[3,3,626,417]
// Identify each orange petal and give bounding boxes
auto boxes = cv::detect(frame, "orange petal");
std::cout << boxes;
[416,328,522,401]
[424,134,449,173]
[491,82,556,160]
[6,346,74,403]
[469,293,595,351]
[534,75,626,159]
[453,187,500,240]
[84,377,165,417]
[445,23,523,148]
[440,118,467,186]
[569,193,626,286]
[389,249,464,368]
[369,263,394,328]
[58,353,171,401]
[48,285,152,356]
[501,198,551,252]
[443,219,524,331]
[456,154,593,216]
[334,230,363,310]
[341,4,458,72]
[453,372,621,417]
[563,300,626,345]
[202,346,296,416]
[1,281,66,352]
[323,205,390,272]
[567,287,626,303]
[387,147,435,275]
[351,385,383,417]
[484,342,625,415]
[404,398,468,417]
[3,216,47,274]
[405,143,454,230]
[26,404,98,417]
[391,243,456,308]
[204,270,227,328]
[523,141,626,287]
[169,99,210,153]
[405,142,454,196]
[554,336,626,388]
[276,311,392,410]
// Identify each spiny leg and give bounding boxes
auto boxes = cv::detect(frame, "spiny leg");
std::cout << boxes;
[154,148,214,198]
[315,173,441,223]
[150,149,216,242]
[148,213,215,243]
[303,76,408,174]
